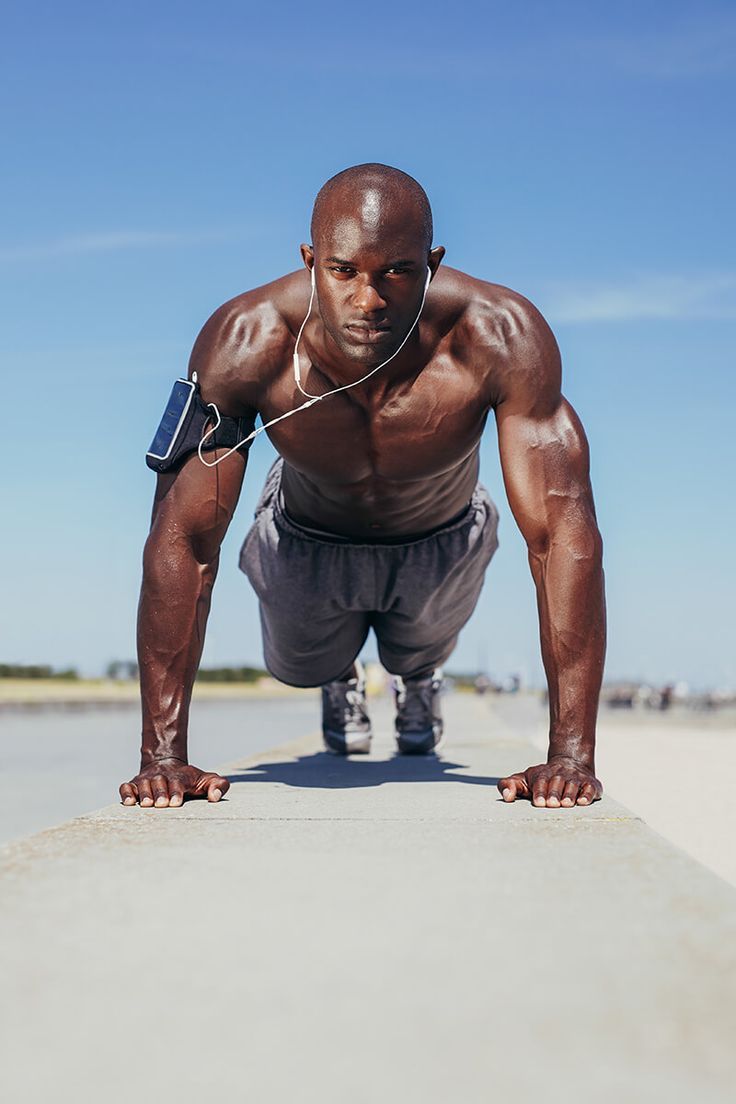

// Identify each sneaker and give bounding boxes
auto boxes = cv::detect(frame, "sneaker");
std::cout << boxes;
[393,669,445,755]
[321,660,372,755]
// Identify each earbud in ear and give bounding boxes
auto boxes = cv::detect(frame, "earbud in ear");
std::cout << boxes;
[425,265,432,289]
[310,266,316,286]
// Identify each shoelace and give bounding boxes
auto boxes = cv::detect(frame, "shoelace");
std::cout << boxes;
[325,682,365,724]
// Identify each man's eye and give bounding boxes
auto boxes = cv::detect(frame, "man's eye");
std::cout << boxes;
[331,266,354,275]
[386,268,409,276]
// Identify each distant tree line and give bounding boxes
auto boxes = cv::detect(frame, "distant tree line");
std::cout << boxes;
[0,664,79,680]
[196,666,265,683]
[105,661,266,684]
[1,661,268,683]
[106,661,139,680]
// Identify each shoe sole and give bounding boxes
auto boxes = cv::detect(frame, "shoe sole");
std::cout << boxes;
[323,732,372,755]
[396,729,445,756]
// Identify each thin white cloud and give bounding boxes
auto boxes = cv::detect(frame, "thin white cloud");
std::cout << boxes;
[0,228,237,263]
[146,13,736,81]
[543,272,736,323]
[473,14,736,80]
[594,15,736,78]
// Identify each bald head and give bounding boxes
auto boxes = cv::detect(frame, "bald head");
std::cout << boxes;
[311,163,433,251]
[302,165,442,367]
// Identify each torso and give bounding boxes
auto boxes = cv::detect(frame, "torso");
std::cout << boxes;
[193,265,525,538]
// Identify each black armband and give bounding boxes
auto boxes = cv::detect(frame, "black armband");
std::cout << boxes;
[145,378,256,473]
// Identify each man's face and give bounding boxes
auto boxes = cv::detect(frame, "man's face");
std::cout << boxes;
[303,191,436,368]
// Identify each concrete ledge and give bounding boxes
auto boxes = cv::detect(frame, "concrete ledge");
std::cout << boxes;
[2,694,735,1104]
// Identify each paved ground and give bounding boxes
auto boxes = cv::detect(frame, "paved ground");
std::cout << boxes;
[488,692,736,886]
[0,695,315,844]
[2,693,736,1103]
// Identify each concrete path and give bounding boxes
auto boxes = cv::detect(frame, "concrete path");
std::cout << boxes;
[2,693,736,1104]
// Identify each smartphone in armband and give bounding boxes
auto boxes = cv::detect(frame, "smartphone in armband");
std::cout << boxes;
[146,378,197,464]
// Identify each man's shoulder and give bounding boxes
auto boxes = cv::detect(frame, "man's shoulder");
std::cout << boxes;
[440,267,553,353]
[189,270,309,412]
[441,267,561,409]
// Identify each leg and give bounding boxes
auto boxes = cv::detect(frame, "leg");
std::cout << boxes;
[391,669,446,755]
[257,596,374,753]
[372,485,500,753]
[240,473,372,688]
[321,658,373,755]
[256,602,371,689]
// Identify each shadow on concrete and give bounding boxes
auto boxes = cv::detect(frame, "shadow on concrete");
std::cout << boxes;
[226,751,502,790]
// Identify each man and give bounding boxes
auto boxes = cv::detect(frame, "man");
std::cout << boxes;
[120,163,606,812]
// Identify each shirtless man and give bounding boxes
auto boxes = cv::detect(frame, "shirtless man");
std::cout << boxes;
[120,163,606,812]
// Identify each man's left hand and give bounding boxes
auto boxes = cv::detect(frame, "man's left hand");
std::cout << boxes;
[498,756,602,808]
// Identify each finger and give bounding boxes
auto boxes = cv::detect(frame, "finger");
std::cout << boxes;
[137,778,154,808]
[545,774,566,808]
[168,783,185,808]
[207,775,230,802]
[119,782,138,806]
[577,781,599,805]
[560,779,580,807]
[532,777,549,808]
[149,774,171,808]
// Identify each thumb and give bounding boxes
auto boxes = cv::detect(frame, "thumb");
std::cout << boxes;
[206,773,230,802]
[498,773,531,801]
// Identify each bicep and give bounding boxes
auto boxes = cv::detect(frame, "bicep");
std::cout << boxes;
[496,398,599,555]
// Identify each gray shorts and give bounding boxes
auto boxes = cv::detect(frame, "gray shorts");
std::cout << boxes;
[239,460,500,687]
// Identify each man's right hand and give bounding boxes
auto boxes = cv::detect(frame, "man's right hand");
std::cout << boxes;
[119,758,230,808]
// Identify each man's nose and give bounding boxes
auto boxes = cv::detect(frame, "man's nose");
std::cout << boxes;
[353,279,387,314]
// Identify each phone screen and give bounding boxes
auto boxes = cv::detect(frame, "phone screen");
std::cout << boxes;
[147,379,195,460]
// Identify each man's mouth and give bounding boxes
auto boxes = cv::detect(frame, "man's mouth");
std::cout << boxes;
[345,322,393,345]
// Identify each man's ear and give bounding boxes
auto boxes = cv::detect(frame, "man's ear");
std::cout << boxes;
[428,246,446,278]
[300,243,314,271]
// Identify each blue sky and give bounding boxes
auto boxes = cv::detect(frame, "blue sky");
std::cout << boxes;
[1,0,734,689]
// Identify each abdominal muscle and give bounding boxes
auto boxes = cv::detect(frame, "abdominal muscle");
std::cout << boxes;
[279,449,481,540]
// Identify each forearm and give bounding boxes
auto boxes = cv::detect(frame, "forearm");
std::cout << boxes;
[137,533,219,767]
[529,527,606,767]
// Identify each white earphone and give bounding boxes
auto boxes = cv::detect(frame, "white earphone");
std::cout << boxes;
[198,264,433,468]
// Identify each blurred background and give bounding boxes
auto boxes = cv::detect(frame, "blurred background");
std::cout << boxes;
[1,0,734,697]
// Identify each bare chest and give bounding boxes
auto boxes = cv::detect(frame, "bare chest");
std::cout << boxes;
[262,355,490,484]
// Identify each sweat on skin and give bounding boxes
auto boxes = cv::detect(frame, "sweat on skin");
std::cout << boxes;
[121,163,605,812]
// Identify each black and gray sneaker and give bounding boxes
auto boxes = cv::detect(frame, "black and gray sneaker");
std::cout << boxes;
[393,669,445,755]
[321,661,372,755]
